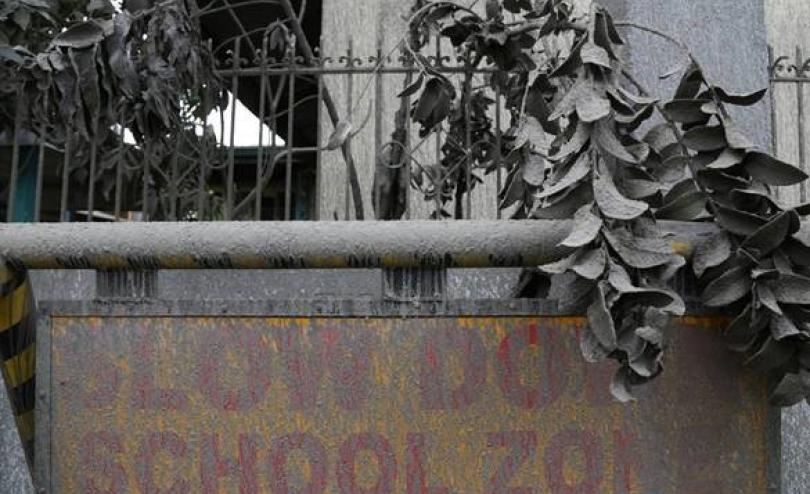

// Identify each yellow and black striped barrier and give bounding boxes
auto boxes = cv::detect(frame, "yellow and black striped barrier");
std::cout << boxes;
[0,262,35,466]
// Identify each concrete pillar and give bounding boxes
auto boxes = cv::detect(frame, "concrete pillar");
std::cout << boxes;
[0,383,34,494]
[764,0,810,205]
[318,0,506,220]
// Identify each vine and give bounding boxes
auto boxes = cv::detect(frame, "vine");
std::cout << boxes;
[405,0,810,405]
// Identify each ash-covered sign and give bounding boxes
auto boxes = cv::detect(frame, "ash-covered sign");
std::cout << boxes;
[49,316,770,493]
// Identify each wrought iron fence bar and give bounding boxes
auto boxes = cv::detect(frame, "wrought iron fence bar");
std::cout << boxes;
[285,37,297,221]
[255,34,270,220]
[114,112,125,221]
[60,128,71,222]
[343,37,354,220]
[215,66,500,77]
[6,95,22,223]
[403,58,413,221]
[86,118,98,222]
[772,78,810,84]
[797,46,807,203]
[33,96,47,223]
[769,46,779,162]
[495,84,503,220]
[314,50,325,221]
[226,37,241,221]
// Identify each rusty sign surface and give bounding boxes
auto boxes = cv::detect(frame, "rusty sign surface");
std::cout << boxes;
[48,316,771,493]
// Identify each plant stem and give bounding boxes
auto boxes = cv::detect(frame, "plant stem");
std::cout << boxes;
[279,0,365,219]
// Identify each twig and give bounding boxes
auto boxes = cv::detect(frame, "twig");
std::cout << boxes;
[278,0,365,219]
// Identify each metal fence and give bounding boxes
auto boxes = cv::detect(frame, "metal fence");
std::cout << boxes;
[769,46,810,207]
[0,9,506,223]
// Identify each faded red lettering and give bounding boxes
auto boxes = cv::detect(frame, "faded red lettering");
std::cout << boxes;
[496,323,567,408]
[131,329,187,410]
[544,428,603,494]
[78,431,126,494]
[612,429,642,493]
[269,432,327,494]
[405,434,449,494]
[198,325,272,411]
[486,431,537,494]
[420,324,486,409]
[135,431,190,494]
[200,433,259,494]
[337,433,396,494]
[276,327,325,410]
[323,329,376,410]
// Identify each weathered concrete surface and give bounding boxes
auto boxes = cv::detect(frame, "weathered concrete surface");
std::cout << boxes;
[47,315,773,493]
[781,399,810,494]
[0,381,34,494]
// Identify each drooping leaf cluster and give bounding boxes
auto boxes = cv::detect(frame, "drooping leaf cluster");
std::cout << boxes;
[0,0,226,219]
[674,65,810,407]
[405,0,810,405]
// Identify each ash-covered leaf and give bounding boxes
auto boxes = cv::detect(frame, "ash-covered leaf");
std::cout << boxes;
[594,172,649,220]
[701,266,752,307]
[536,153,589,199]
[550,35,585,78]
[533,180,593,219]
[770,372,807,407]
[629,347,662,378]
[693,231,732,277]
[656,191,706,221]
[522,153,546,186]
[594,119,640,163]
[53,20,107,49]
[712,86,768,106]
[607,262,684,314]
[326,120,353,150]
[580,42,611,68]
[398,73,424,98]
[580,326,611,363]
[746,336,795,371]
[674,62,704,99]
[622,179,662,200]
[744,152,809,186]
[636,326,664,346]
[771,314,801,340]
[603,228,674,269]
[698,169,750,192]
[663,99,712,124]
[715,205,767,236]
[587,282,617,348]
[683,125,727,152]
[573,247,607,280]
[707,148,746,170]
[538,252,577,274]
[576,86,612,123]
[610,367,636,403]
[764,274,810,304]
[550,120,591,160]
[726,305,766,352]
[561,204,602,248]
[741,210,799,259]
[725,125,755,150]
